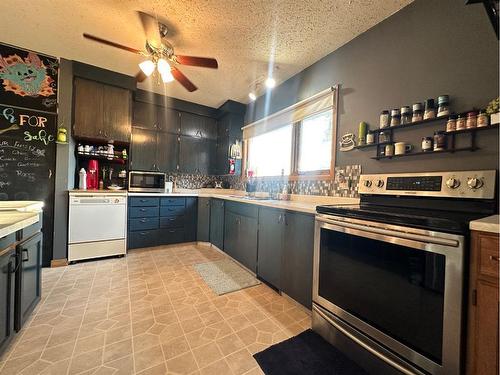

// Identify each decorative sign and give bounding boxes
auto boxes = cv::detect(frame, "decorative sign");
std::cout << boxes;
[0,43,58,112]
[0,104,56,199]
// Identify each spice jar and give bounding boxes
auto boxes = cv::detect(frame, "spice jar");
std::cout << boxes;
[390,109,401,127]
[380,110,390,129]
[422,137,433,152]
[401,106,412,125]
[466,111,478,129]
[366,131,375,145]
[446,114,457,132]
[379,131,390,143]
[424,99,436,120]
[477,110,489,128]
[412,103,424,122]
[456,114,466,131]
[433,131,447,151]
[437,95,450,117]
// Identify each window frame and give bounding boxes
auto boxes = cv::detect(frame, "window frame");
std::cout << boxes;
[244,105,337,181]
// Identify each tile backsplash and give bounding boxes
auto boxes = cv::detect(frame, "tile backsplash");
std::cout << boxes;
[168,164,361,197]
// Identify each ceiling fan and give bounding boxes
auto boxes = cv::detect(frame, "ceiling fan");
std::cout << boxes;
[83,11,218,92]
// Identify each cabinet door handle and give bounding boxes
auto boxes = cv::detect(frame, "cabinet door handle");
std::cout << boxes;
[140,219,147,223]
[140,199,147,202]
[169,218,175,221]
[489,255,499,262]
[139,232,147,236]
[140,208,146,212]
[10,253,20,273]
[22,248,29,262]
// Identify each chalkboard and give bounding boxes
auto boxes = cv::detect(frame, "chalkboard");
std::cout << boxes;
[0,44,58,113]
[0,104,56,266]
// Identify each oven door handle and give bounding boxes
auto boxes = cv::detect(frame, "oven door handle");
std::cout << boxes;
[316,216,460,248]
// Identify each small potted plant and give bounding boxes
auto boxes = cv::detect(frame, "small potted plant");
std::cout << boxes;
[486,97,499,126]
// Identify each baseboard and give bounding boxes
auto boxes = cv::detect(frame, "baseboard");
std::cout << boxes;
[50,258,68,267]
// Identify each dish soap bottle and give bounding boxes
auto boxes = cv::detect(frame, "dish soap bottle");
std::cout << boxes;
[79,168,87,190]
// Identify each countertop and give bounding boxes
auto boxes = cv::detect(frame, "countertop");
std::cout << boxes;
[0,201,42,239]
[470,215,500,234]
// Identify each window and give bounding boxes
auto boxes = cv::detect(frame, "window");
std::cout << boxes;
[247,125,292,177]
[297,111,332,174]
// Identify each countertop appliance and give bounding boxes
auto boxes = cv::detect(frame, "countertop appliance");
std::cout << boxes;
[68,192,127,262]
[313,170,496,375]
[128,171,166,193]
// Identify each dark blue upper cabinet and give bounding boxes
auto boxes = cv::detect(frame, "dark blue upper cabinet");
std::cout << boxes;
[180,112,217,140]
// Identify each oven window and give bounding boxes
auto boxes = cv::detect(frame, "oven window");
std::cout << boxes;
[318,228,445,363]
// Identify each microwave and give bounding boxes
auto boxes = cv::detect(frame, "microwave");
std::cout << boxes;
[128,171,166,193]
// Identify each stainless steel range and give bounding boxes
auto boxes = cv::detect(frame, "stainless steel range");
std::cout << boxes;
[312,170,497,375]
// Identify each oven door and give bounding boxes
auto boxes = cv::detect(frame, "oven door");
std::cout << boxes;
[128,172,165,192]
[313,214,464,375]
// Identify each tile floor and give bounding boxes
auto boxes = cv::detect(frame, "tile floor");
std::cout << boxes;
[0,243,311,375]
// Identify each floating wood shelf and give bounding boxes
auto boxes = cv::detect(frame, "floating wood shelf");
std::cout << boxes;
[371,147,478,160]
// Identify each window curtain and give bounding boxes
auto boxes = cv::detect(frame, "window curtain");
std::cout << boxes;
[242,86,337,140]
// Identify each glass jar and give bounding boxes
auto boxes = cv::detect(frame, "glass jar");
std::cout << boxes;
[390,109,401,127]
[421,137,433,152]
[433,131,447,151]
[446,114,457,132]
[412,103,424,122]
[380,110,390,128]
[379,131,390,143]
[477,110,489,128]
[366,131,375,145]
[424,99,436,120]
[456,114,466,131]
[400,106,412,124]
[466,111,478,129]
[437,95,450,117]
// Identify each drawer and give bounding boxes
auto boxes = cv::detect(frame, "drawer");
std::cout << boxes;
[158,228,185,245]
[129,217,159,231]
[160,197,186,207]
[160,216,185,229]
[160,206,185,217]
[129,197,160,207]
[129,206,159,218]
[479,234,500,279]
[128,230,158,249]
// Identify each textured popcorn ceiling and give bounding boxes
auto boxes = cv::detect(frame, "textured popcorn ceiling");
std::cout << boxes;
[0,0,412,108]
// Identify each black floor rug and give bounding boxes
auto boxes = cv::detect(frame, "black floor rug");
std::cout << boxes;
[254,329,369,375]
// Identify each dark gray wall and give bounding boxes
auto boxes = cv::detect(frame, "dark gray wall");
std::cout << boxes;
[52,58,74,261]
[246,0,499,173]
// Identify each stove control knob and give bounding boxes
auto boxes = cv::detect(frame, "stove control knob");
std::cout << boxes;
[376,179,384,188]
[445,178,460,189]
[467,178,483,190]
[364,180,372,188]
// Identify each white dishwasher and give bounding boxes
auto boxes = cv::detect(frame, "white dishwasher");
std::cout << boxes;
[68,192,127,262]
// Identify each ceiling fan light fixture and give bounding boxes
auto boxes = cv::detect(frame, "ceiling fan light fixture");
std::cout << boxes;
[160,70,175,83]
[248,92,256,101]
[139,60,155,76]
[265,77,276,89]
[157,58,170,75]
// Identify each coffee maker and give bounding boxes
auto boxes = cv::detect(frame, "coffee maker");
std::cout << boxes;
[87,159,99,189]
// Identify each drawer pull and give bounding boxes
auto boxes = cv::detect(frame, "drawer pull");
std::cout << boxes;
[140,208,146,212]
[140,199,147,202]
[140,232,147,236]
[22,248,29,262]
[140,219,147,223]
[489,255,499,262]
[169,218,175,221]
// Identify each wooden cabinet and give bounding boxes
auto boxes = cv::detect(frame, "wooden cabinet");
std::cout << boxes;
[130,128,179,172]
[180,112,217,140]
[15,232,42,331]
[197,198,211,242]
[179,136,216,174]
[467,230,499,375]
[133,101,180,133]
[257,208,285,289]
[73,77,131,142]
[0,247,15,354]
[210,199,225,250]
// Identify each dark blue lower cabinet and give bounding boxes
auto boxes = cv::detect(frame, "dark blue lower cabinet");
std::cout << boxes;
[197,198,211,242]
[257,208,285,289]
[282,212,314,309]
[184,198,197,242]
[0,247,15,353]
[128,229,158,249]
[224,207,258,273]
[210,199,225,250]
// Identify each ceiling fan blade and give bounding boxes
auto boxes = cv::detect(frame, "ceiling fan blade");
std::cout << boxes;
[137,11,162,49]
[83,33,142,54]
[135,71,147,83]
[175,55,218,69]
[171,67,197,92]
